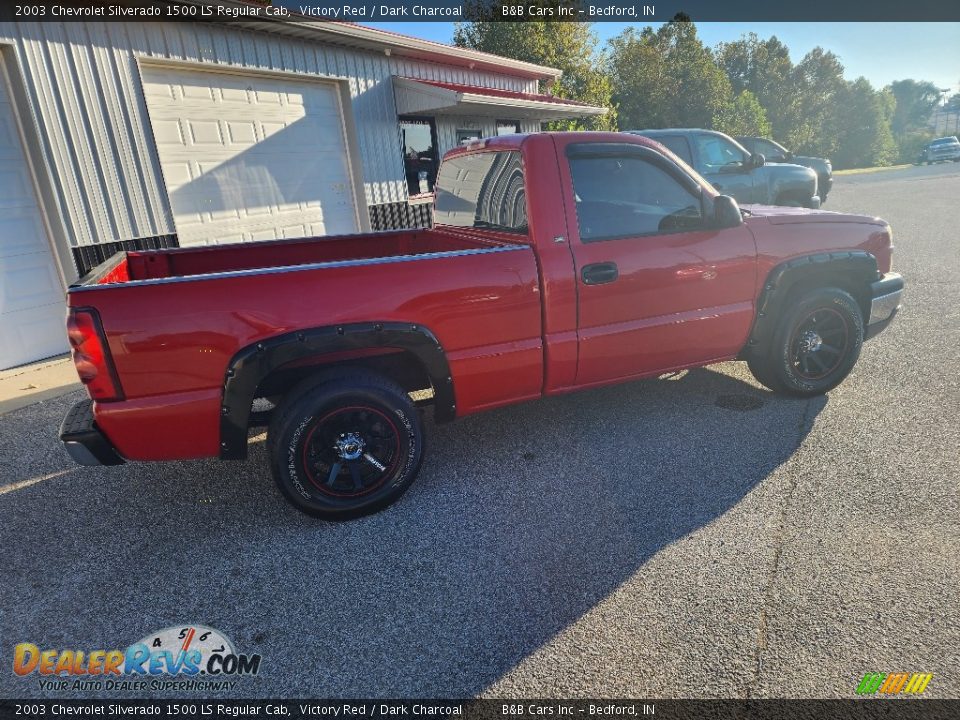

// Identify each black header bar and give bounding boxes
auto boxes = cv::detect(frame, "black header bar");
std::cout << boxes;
[1,700,958,720]
[0,0,959,22]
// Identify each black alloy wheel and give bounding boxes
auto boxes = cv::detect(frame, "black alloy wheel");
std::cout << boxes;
[268,371,424,519]
[747,286,864,396]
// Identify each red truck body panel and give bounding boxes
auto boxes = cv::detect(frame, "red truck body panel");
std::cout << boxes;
[66,132,894,463]
[74,231,543,460]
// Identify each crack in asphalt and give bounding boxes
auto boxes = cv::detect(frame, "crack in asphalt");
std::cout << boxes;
[746,397,816,699]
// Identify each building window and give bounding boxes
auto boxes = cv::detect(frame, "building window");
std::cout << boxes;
[399,116,439,197]
[497,120,522,135]
[457,128,482,145]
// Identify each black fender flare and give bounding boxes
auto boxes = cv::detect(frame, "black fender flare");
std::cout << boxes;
[219,322,455,460]
[744,251,880,354]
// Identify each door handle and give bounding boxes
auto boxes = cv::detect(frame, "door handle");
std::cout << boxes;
[581,262,619,286]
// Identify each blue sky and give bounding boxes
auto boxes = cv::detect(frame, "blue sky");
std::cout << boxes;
[367,22,960,95]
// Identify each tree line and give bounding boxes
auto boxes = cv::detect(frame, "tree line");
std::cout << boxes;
[454,16,953,169]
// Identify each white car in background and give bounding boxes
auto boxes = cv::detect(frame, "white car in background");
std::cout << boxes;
[920,136,960,164]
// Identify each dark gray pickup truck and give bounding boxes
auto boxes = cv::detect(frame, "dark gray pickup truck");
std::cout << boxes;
[627,129,820,209]
[736,136,833,203]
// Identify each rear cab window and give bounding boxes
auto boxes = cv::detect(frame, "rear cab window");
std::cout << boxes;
[434,151,528,233]
[652,135,694,166]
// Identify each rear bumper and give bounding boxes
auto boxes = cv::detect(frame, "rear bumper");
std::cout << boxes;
[865,272,904,340]
[60,400,125,466]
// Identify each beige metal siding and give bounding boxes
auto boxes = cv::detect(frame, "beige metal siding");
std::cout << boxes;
[0,21,538,254]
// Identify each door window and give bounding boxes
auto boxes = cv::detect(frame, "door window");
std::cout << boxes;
[569,155,703,241]
[754,138,788,161]
[693,134,749,172]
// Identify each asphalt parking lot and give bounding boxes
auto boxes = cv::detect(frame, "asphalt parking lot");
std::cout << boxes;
[1,163,958,700]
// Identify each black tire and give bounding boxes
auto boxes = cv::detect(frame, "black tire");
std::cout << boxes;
[267,370,424,520]
[748,287,864,397]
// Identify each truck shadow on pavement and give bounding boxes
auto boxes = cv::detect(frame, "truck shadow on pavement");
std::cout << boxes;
[0,364,825,698]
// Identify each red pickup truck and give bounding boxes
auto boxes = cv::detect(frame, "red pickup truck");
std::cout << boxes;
[61,132,903,519]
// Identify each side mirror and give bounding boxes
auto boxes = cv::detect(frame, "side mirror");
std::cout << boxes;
[713,195,743,229]
[749,152,765,168]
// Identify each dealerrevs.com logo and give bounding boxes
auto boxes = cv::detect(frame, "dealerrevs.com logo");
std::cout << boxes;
[13,625,262,692]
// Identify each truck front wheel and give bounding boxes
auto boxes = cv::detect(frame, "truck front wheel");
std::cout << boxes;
[267,371,424,519]
[747,287,864,396]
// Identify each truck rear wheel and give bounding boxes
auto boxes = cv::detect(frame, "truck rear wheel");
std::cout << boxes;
[747,287,863,396]
[267,370,424,519]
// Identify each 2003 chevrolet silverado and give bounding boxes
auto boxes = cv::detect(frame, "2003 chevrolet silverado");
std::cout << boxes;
[60,132,904,519]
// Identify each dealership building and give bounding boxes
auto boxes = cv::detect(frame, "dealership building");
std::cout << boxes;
[0,7,604,370]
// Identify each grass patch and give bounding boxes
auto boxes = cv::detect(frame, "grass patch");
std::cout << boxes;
[834,164,913,176]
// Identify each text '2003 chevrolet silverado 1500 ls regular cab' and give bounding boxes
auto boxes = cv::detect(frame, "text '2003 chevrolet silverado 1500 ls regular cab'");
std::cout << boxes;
[61,132,904,519]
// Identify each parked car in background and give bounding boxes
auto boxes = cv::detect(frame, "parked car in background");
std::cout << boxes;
[917,136,960,164]
[60,132,903,520]
[736,136,833,203]
[627,129,820,209]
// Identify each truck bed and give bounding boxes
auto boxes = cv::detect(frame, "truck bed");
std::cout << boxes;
[75,228,508,287]
[67,226,544,460]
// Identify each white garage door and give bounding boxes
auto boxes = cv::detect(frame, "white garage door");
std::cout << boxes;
[140,65,361,246]
[0,61,66,371]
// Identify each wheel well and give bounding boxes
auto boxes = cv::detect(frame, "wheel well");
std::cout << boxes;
[252,349,435,411]
[782,269,871,322]
[774,189,809,206]
[744,252,878,356]
[219,322,455,460]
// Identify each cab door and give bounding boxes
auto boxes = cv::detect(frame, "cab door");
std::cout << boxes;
[559,141,758,386]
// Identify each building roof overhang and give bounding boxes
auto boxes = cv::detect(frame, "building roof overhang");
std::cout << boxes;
[393,77,607,120]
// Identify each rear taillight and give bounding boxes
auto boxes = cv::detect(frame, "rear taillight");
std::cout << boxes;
[66,308,124,402]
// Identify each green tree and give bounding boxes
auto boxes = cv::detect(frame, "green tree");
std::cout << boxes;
[453,18,615,130]
[716,33,796,142]
[609,17,731,130]
[889,79,942,138]
[788,48,847,155]
[832,78,897,169]
[714,89,771,137]
[715,36,851,158]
